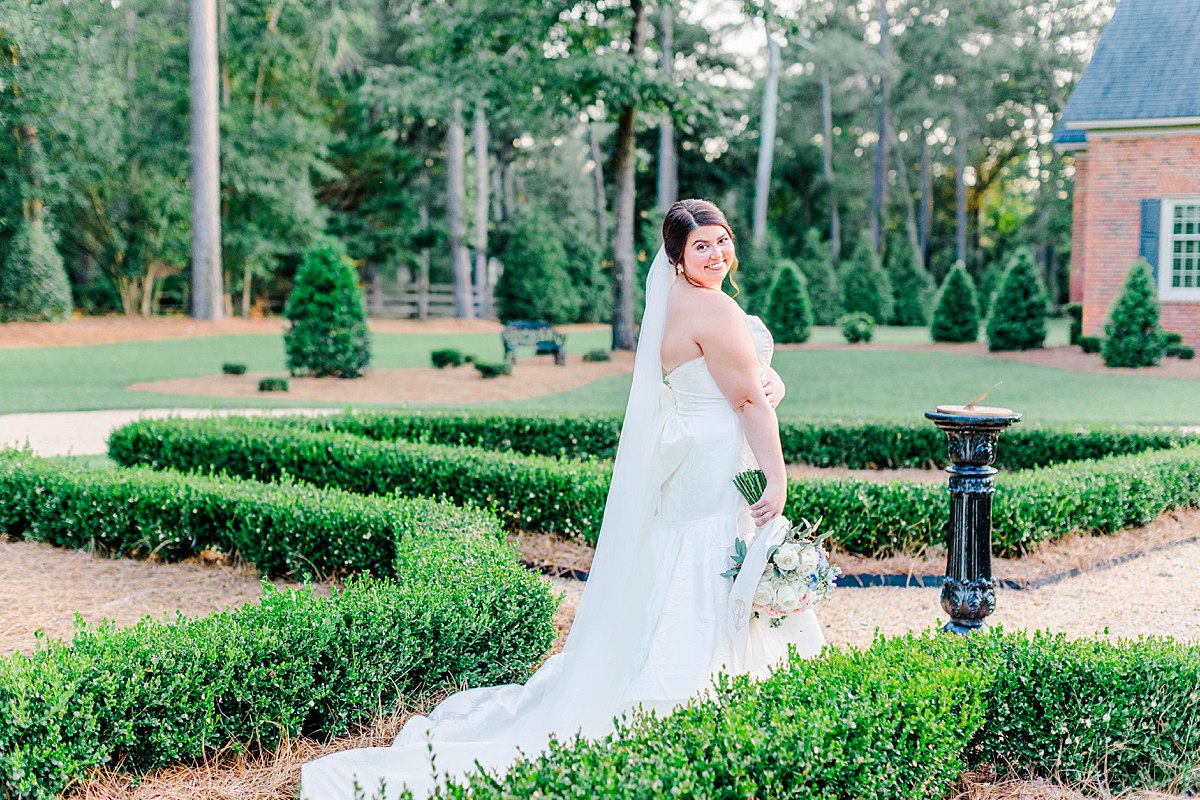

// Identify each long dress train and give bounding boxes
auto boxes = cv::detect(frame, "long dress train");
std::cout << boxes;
[300,311,825,799]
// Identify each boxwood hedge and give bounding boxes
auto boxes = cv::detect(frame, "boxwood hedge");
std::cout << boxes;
[0,448,502,578]
[0,452,556,799]
[411,630,1198,800]
[267,410,1200,470]
[106,420,1200,557]
[108,418,610,541]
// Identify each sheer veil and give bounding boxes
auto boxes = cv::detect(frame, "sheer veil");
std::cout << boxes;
[301,246,680,799]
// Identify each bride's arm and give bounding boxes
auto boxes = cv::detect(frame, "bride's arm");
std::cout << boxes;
[693,296,787,526]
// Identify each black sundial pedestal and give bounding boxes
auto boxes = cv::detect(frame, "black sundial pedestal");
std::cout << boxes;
[925,406,1022,634]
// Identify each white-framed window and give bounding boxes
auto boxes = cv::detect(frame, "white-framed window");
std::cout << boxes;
[1159,197,1200,301]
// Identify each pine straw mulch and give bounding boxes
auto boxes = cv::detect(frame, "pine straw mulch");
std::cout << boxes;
[70,703,1193,799]
[0,315,544,348]
[74,693,443,800]
[128,352,635,406]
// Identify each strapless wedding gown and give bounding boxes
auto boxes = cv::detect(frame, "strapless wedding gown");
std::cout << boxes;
[301,314,825,799]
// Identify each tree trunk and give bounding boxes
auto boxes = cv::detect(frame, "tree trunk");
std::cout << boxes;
[589,123,609,245]
[656,1,677,214]
[417,202,431,320]
[752,33,780,250]
[472,100,492,318]
[189,0,223,320]
[919,136,931,263]
[491,164,504,222]
[888,123,924,271]
[954,103,968,267]
[503,161,517,219]
[611,0,647,351]
[820,70,840,265]
[240,261,253,317]
[869,0,890,254]
[447,97,474,318]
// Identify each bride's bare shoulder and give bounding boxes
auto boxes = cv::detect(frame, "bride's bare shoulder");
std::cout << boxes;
[689,288,746,328]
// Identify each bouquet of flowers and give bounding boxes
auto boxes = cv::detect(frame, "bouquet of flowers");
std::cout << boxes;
[721,469,842,626]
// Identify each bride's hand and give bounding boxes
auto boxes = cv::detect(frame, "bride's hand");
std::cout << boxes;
[761,369,785,409]
[749,479,787,527]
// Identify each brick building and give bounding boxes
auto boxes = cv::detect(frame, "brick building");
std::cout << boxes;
[1054,0,1200,346]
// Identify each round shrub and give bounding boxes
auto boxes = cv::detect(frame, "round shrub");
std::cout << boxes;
[839,312,875,344]
[0,219,73,322]
[764,260,813,344]
[222,363,248,375]
[495,210,580,324]
[258,377,289,392]
[1102,260,1164,368]
[1080,335,1103,354]
[474,361,512,379]
[582,349,611,362]
[986,248,1048,351]
[431,349,466,369]
[283,241,371,378]
[1173,345,1195,360]
[931,263,981,343]
[839,238,893,325]
[1163,331,1183,347]
[887,243,934,326]
[795,229,840,325]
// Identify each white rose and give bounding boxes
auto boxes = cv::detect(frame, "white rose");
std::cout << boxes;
[753,580,775,607]
[772,582,800,611]
[798,546,821,574]
[773,544,801,572]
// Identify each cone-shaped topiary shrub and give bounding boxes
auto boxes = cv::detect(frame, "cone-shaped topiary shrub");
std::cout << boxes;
[795,229,840,325]
[887,242,934,326]
[764,259,813,344]
[283,239,371,378]
[986,247,1048,351]
[839,238,893,325]
[1102,260,1165,368]
[931,262,981,343]
[0,219,73,322]
[495,209,581,324]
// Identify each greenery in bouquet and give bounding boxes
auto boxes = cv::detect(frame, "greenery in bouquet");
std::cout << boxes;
[723,470,842,626]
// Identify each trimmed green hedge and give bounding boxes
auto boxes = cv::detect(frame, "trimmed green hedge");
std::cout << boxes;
[418,631,1198,800]
[0,451,556,799]
[107,419,610,541]
[0,449,500,578]
[792,445,1200,556]
[106,420,1200,557]
[264,410,1200,471]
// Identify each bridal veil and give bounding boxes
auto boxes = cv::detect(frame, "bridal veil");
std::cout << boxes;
[301,246,684,799]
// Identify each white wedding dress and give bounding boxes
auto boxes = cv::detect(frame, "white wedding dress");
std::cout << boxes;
[301,251,825,800]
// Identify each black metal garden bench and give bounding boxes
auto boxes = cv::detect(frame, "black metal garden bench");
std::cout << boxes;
[501,320,567,366]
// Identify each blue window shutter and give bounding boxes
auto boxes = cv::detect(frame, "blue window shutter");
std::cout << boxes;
[1140,199,1161,282]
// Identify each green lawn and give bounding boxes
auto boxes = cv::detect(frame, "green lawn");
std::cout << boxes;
[1,319,1197,426]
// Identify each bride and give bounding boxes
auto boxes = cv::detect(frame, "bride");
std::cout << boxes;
[301,199,826,799]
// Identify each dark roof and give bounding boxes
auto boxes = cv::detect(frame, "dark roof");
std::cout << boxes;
[1053,0,1200,145]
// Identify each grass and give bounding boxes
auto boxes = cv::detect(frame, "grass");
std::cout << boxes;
[0,329,611,414]
[1,319,1197,426]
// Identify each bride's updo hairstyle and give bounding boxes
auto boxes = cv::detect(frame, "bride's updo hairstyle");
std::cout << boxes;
[662,198,740,295]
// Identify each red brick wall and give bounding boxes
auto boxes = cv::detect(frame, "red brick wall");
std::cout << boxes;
[1075,132,1200,346]
[1069,154,1087,304]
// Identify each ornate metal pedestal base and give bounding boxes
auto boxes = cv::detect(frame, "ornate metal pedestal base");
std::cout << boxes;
[925,409,1021,634]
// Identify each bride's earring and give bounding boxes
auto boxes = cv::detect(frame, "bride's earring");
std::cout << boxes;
[675,263,684,275]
